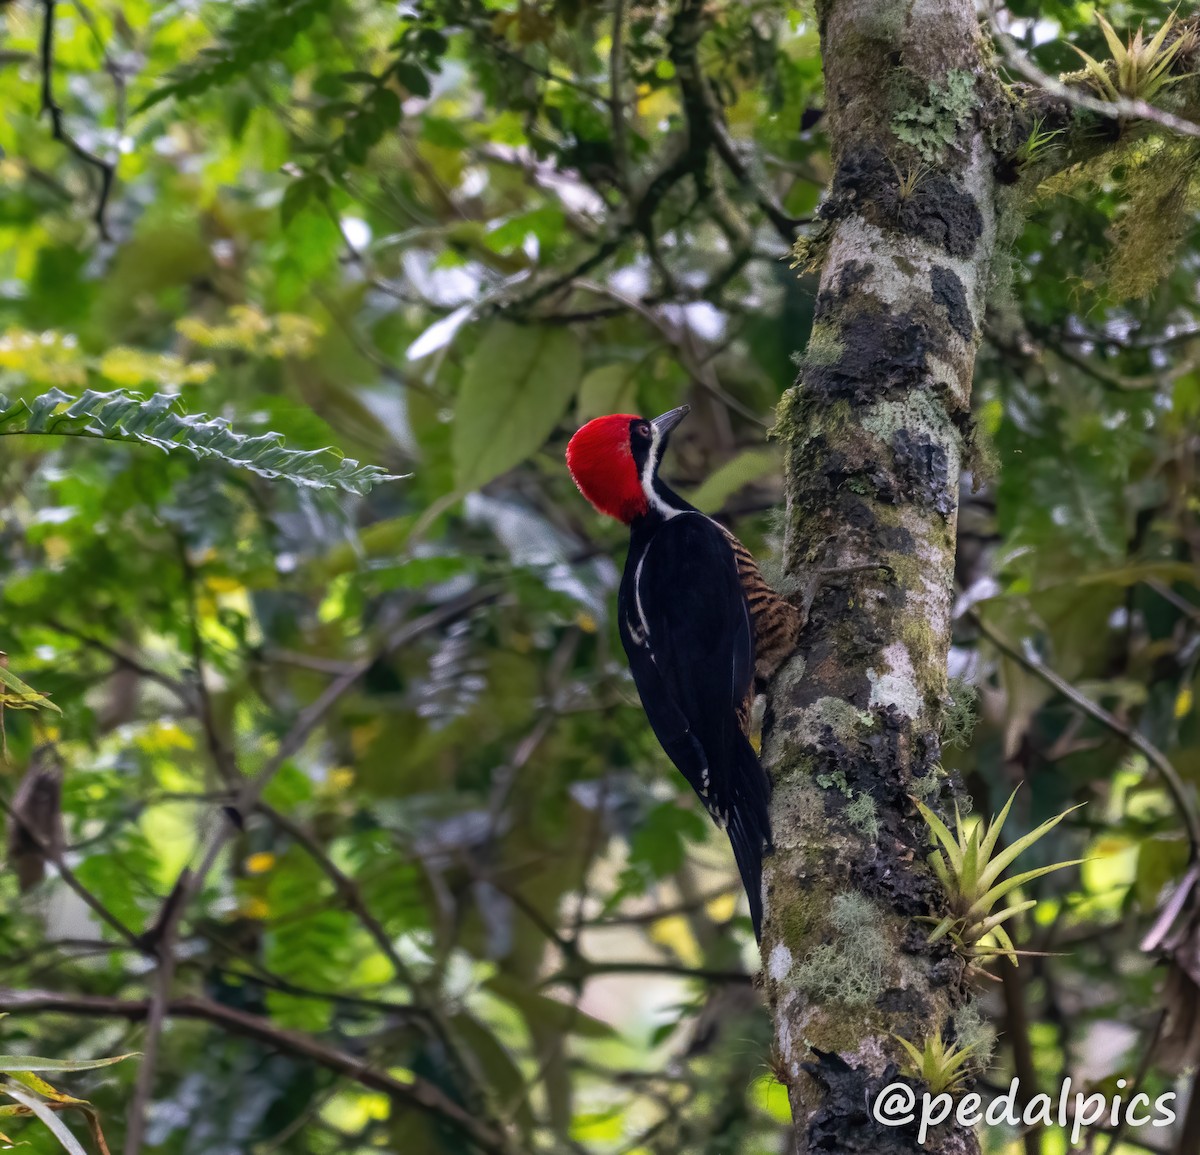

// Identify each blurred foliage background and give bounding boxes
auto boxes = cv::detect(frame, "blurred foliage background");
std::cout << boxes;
[0,1,1199,1153]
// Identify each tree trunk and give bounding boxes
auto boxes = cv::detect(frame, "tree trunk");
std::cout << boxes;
[761,2,999,1151]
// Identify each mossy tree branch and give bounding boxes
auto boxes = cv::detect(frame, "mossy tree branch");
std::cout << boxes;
[995,13,1200,185]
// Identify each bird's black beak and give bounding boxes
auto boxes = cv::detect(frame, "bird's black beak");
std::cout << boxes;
[651,405,690,439]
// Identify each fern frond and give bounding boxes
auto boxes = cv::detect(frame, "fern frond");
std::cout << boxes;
[0,389,400,495]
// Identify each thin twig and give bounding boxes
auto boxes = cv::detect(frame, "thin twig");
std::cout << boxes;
[572,279,767,425]
[171,586,498,914]
[0,792,143,949]
[543,959,750,985]
[253,796,502,1126]
[178,543,238,787]
[39,0,117,237]
[609,0,630,193]
[972,612,1200,858]
[585,887,737,927]
[0,989,508,1155]
[700,86,804,243]
[70,0,128,133]
[998,957,1041,1155]
[1103,1010,1167,1155]
[125,587,505,1147]
[123,887,185,1155]
[44,618,192,707]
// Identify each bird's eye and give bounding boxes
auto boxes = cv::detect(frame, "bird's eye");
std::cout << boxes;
[634,421,651,438]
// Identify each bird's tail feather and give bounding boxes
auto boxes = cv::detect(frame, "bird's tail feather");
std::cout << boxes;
[726,737,771,941]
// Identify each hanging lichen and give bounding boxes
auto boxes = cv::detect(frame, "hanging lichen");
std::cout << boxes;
[1106,138,1200,300]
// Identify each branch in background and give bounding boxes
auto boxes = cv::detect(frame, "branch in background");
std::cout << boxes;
[997,958,1040,1155]
[254,798,503,1127]
[971,612,1200,858]
[1056,321,1200,352]
[165,585,499,920]
[38,0,116,238]
[123,587,505,1148]
[689,61,804,244]
[1102,1010,1167,1155]
[44,619,193,709]
[0,990,509,1155]
[543,959,751,986]
[0,791,143,950]
[609,0,630,194]
[69,0,128,133]
[123,876,186,1155]
[501,0,803,318]
[572,279,766,426]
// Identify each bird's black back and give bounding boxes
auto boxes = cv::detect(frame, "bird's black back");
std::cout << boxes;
[617,509,772,938]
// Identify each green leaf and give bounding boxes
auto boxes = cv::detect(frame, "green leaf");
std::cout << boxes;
[976,789,1018,874]
[392,62,431,98]
[927,915,957,944]
[892,1035,924,1067]
[453,323,582,491]
[373,87,402,125]
[1096,14,1128,66]
[0,1055,137,1075]
[976,804,1085,893]
[914,799,960,864]
[966,860,1085,921]
[451,1013,535,1134]
[281,176,322,226]
[135,0,332,111]
[628,802,709,878]
[687,447,779,512]
[959,822,981,897]
[369,556,470,590]
[0,390,401,495]
[988,923,1018,964]
[929,850,952,890]
[968,899,1037,941]
[576,363,638,422]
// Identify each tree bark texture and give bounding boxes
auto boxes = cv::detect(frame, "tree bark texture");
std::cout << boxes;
[761,2,1002,1152]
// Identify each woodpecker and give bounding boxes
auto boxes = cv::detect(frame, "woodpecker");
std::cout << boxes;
[566,406,802,939]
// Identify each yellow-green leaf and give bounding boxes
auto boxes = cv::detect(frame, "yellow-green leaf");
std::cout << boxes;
[453,322,582,491]
[687,447,779,513]
[0,664,62,714]
[577,363,638,422]
[0,1055,137,1075]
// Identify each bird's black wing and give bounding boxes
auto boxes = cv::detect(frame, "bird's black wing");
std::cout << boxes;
[618,512,770,936]
[619,513,754,773]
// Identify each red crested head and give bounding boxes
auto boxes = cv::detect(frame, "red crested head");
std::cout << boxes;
[565,406,690,525]
[566,414,648,524]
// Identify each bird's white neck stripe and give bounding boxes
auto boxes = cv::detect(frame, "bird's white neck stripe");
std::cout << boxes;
[641,425,680,519]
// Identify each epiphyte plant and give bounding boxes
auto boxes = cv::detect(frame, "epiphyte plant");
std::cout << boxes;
[892,1032,983,1097]
[915,788,1083,968]
[1070,12,1186,105]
